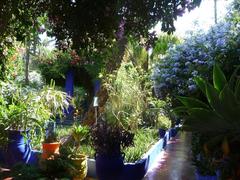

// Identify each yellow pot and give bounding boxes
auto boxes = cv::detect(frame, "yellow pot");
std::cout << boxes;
[69,154,88,180]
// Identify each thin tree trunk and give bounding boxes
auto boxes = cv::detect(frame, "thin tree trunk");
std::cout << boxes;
[33,33,37,55]
[25,40,31,84]
[214,0,217,24]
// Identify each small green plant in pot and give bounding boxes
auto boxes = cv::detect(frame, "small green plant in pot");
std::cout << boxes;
[69,124,89,179]
[41,127,60,160]
[174,64,240,179]
[39,80,72,160]
[157,114,171,138]
[59,124,90,179]
[71,124,90,149]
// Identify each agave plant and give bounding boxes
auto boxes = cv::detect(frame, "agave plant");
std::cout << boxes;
[71,124,89,149]
[175,64,240,134]
[175,64,240,179]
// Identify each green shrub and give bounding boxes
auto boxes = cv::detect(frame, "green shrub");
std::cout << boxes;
[123,128,158,163]
[104,62,145,131]
[156,114,171,130]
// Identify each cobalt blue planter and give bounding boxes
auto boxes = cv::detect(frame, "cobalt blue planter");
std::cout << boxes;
[5,130,32,167]
[170,128,177,138]
[96,153,125,180]
[94,79,101,96]
[159,128,166,138]
[65,69,74,115]
[0,148,4,163]
[195,170,219,180]
[122,158,149,180]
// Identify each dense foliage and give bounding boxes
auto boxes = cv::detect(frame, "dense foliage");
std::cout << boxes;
[47,0,201,50]
[34,49,81,80]
[0,0,46,79]
[0,80,70,146]
[153,1,240,99]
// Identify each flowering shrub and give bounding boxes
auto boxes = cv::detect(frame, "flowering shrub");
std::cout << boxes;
[15,71,44,89]
[35,49,81,81]
[153,2,240,98]
[0,38,24,80]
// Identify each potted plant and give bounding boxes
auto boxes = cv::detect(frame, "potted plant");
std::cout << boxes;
[0,80,70,166]
[91,117,134,180]
[174,64,240,179]
[41,127,60,160]
[156,114,171,139]
[71,124,90,149]
[59,124,90,179]
[69,124,89,179]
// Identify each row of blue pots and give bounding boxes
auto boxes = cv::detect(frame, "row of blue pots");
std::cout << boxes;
[94,127,178,180]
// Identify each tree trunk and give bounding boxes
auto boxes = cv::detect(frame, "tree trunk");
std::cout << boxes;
[82,37,127,125]
[25,40,31,84]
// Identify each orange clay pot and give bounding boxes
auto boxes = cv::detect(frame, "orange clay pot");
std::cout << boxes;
[41,142,60,159]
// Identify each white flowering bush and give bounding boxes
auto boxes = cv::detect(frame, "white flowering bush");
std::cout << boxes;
[153,1,240,98]
[15,71,44,89]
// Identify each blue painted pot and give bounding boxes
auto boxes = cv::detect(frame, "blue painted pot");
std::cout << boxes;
[158,128,166,138]
[123,158,148,180]
[5,130,32,167]
[65,69,74,115]
[0,148,4,163]
[170,128,177,137]
[96,153,125,180]
[94,79,101,96]
[195,170,218,180]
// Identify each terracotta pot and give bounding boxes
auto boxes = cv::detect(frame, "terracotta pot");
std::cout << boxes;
[41,142,60,159]
[69,154,88,180]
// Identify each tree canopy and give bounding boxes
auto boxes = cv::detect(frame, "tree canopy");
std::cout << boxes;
[0,0,202,50]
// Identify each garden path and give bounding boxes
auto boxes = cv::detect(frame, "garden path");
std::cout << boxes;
[143,132,195,180]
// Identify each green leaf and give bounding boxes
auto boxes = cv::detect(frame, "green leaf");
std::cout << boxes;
[205,82,222,113]
[213,64,227,92]
[229,65,240,90]
[183,108,229,133]
[220,85,238,109]
[235,78,240,101]
[177,96,209,109]
[219,84,240,123]
[173,106,189,115]
[194,77,206,95]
